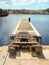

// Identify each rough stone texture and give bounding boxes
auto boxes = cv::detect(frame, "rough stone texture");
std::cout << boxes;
[0,46,49,65]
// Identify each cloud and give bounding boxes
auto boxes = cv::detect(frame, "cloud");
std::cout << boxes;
[0,0,49,9]
[0,0,49,6]
[0,0,10,1]
[12,0,36,6]
[12,0,49,6]
[37,0,49,4]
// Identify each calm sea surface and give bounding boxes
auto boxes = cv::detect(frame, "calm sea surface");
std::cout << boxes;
[0,14,49,46]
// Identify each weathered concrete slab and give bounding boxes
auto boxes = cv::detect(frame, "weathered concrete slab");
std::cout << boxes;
[11,19,41,38]
[4,59,49,65]
[0,46,49,65]
[0,46,8,65]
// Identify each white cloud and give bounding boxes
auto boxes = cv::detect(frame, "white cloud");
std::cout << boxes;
[12,0,49,6]
[0,0,49,9]
[37,0,49,4]
[1,0,49,4]
[12,0,36,6]
[0,0,49,6]
[0,1,7,6]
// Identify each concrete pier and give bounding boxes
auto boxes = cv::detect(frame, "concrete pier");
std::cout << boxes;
[0,19,49,65]
[10,19,41,41]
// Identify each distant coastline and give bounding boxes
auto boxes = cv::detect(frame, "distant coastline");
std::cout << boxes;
[7,8,49,15]
[0,9,8,17]
[0,8,49,17]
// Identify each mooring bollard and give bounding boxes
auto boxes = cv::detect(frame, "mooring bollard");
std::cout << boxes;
[28,17,30,22]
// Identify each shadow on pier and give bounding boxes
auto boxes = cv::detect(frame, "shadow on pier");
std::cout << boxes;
[9,50,21,59]
[37,53,46,59]
[9,49,46,59]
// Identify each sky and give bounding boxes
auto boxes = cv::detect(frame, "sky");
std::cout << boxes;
[0,0,49,10]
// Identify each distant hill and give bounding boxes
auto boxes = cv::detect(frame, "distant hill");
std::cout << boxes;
[0,9,8,17]
[0,8,49,16]
[7,8,49,14]
[45,8,49,12]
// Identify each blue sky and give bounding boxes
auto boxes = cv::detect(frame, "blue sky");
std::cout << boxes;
[0,0,49,10]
